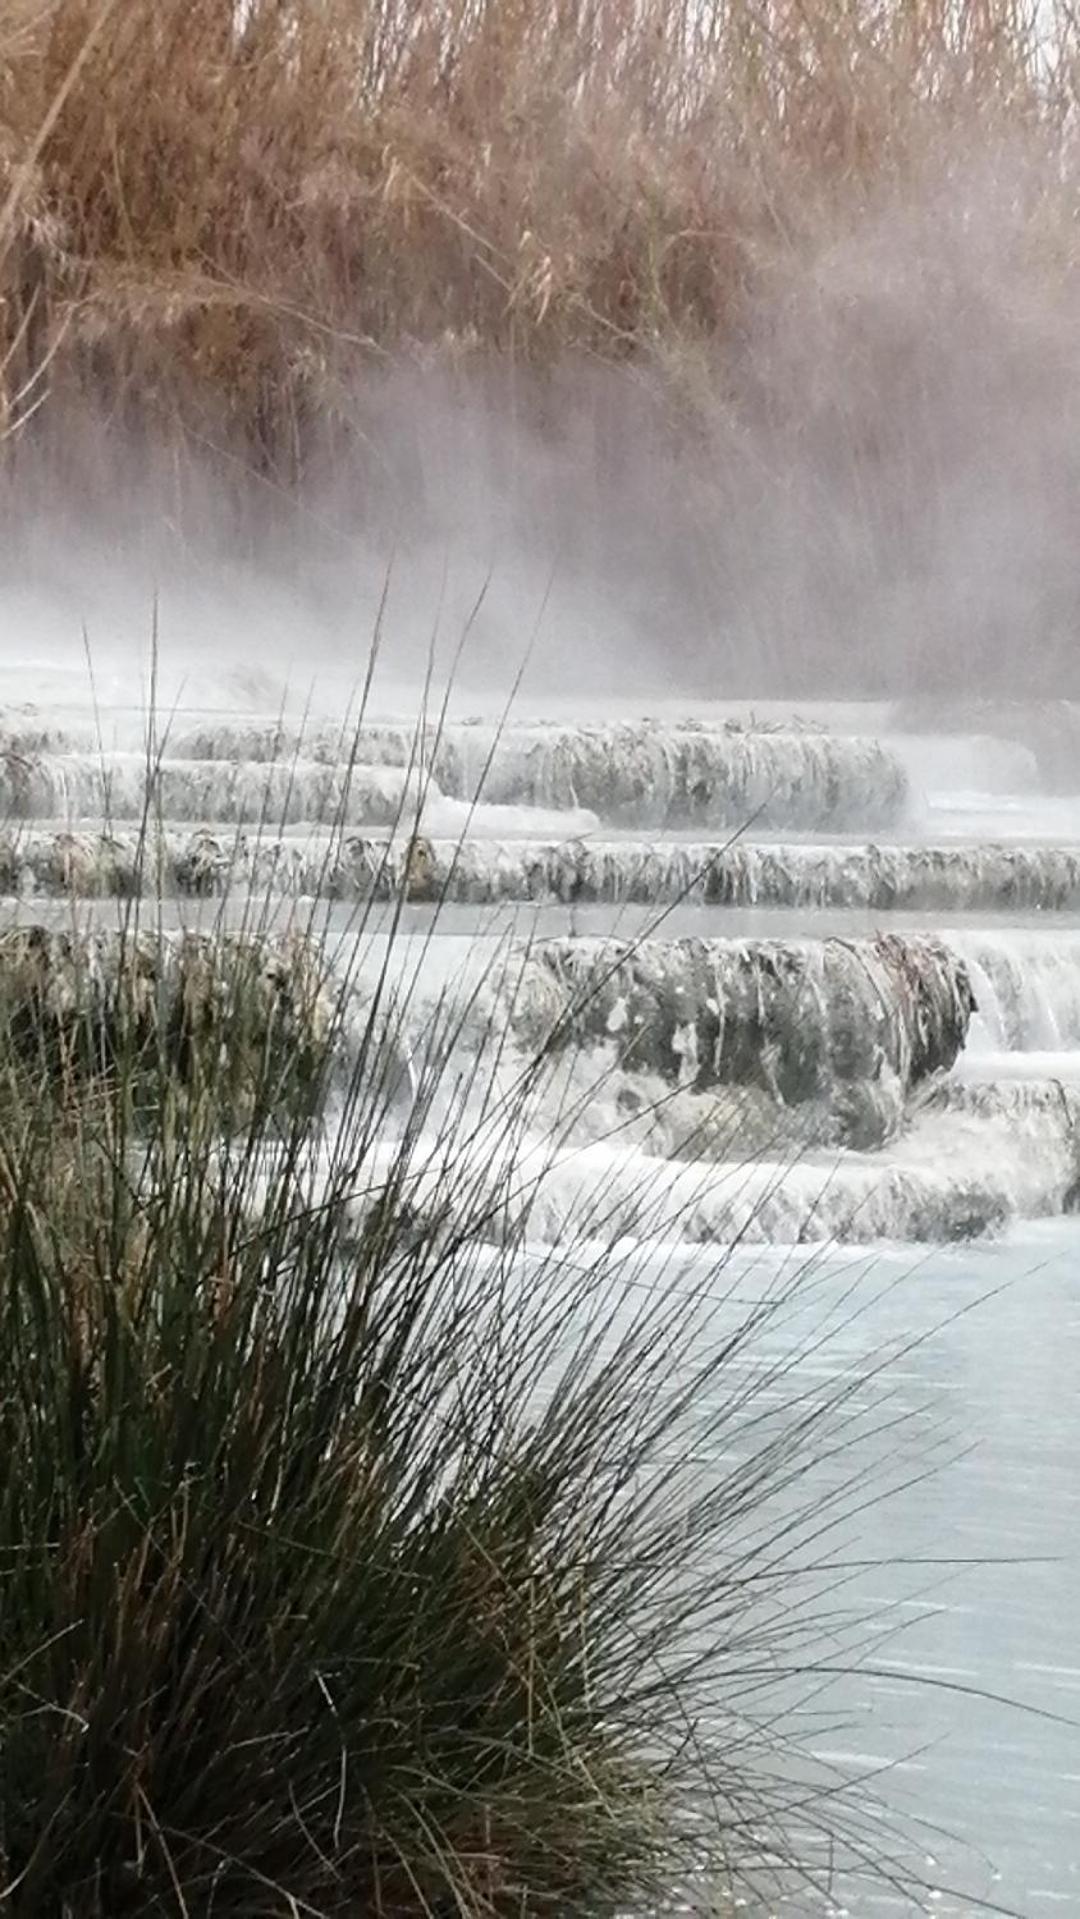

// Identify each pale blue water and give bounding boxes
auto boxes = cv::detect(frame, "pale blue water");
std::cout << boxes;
[701,1221,1080,1916]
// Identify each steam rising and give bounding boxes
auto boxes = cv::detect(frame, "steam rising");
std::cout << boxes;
[3,142,1079,709]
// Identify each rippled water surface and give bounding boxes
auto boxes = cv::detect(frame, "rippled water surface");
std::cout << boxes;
[690,1223,1080,1916]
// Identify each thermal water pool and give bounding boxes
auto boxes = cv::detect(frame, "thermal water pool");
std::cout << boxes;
[680,1222,1080,1917]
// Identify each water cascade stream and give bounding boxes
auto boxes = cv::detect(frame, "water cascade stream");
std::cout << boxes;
[3,698,1080,1246]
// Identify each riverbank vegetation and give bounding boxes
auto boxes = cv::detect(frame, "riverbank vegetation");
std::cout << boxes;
[0,0,1073,444]
[3,0,1079,694]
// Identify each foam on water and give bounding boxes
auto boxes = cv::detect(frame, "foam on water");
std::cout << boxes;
[954,1047,1080,1083]
[890,696,1080,794]
[316,1088,1080,1249]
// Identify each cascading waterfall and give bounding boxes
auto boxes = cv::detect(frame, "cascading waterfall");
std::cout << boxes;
[4,696,1080,1244]
[296,1088,1080,1249]
[168,716,911,830]
[0,753,599,841]
[13,830,1080,914]
[3,715,913,833]
[0,752,432,828]
[431,721,910,829]
[944,931,1080,1052]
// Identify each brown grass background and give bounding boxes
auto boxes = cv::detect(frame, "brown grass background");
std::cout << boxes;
[2,0,1080,695]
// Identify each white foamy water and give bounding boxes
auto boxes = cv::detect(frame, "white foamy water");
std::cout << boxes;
[944,929,1080,1052]
[374,1103,1075,1248]
[8,692,1080,1245]
[891,729,1042,806]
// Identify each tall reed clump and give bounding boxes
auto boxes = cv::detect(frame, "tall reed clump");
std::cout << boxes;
[5,1,1080,700]
[0,866,924,1914]
[1,0,1077,464]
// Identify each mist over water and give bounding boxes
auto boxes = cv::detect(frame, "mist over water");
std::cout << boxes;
[6,138,1080,708]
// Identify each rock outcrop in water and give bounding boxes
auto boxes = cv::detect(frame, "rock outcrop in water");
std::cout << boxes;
[489,934,974,1146]
[353,836,1080,912]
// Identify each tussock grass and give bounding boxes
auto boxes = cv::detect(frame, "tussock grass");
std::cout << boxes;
[0,848,935,1913]
[0,921,337,1130]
